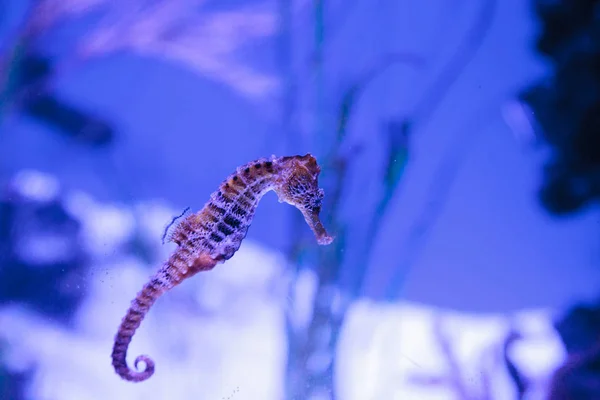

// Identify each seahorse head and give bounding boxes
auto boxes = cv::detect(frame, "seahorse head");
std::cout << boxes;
[274,154,334,245]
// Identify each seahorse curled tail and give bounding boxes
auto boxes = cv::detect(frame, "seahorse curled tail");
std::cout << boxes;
[111,252,217,382]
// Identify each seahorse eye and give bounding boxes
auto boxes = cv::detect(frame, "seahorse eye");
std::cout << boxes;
[302,188,324,212]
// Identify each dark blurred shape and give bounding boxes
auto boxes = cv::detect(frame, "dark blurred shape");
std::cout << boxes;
[4,51,114,146]
[547,301,600,400]
[555,302,600,354]
[538,163,598,214]
[0,367,28,400]
[520,0,600,215]
[0,171,87,324]
[25,93,114,146]
[503,331,529,400]
[534,0,599,61]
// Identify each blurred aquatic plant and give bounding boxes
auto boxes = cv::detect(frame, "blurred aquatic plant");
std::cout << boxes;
[404,319,543,400]
[510,1,600,396]
[22,0,280,101]
[514,0,600,393]
[515,0,600,215]
[547,301,600,400]
[70,0,280,100]
[0,31,114,145]
[0,0,282,145]
[382,0,496,298]
[406,316,492,400]
[283,0,497,398]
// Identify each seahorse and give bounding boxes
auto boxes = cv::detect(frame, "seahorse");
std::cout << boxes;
[111,154,333,382]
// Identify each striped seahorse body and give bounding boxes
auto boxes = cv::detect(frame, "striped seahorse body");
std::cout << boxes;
[112,154,333,383]
[169,156,283,261]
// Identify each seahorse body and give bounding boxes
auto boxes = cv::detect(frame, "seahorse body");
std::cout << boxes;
[112,154,333,382]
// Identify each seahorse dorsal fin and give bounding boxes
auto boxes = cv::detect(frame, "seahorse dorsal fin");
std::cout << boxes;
[162,206,191,244]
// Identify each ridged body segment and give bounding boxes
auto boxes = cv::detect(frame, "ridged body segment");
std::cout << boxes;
[169,157,280,261]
